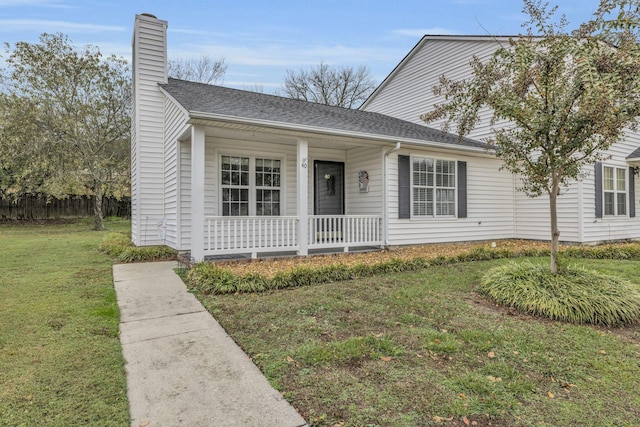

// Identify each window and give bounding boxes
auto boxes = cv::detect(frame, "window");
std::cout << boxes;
[603,166,626,216]
[412,157,456,217]
[221,155,281,216]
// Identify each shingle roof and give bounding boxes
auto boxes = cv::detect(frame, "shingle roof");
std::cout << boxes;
[160,78,488,150]
[627,146,640,159]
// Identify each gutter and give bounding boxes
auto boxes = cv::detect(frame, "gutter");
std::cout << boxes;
[383,142,402,247]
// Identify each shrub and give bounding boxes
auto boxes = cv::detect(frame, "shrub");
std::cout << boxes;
[480,261,640,326]
[99,232,176,263]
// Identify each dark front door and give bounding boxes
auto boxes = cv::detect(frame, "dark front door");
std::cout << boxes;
[314,161,345,215]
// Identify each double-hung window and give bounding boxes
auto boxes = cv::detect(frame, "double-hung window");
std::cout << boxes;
[221,155,281,216]
[412,157,456,217]
[603,166,627,216]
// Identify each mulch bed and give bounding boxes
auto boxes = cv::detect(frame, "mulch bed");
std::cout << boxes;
[213,240,552,278]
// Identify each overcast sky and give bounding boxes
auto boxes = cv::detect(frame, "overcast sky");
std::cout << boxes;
[0,0,601,91]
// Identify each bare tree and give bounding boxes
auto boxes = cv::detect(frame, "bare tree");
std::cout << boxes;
[281,62,377,108]
[167,55,227,84]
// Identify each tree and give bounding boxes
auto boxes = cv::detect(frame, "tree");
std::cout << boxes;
[1,33,131,230]
[281,62,377,108]
[167,55,227,84]
[421,0,640,273]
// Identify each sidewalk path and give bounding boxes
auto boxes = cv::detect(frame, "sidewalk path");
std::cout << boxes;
[113,261,307,427]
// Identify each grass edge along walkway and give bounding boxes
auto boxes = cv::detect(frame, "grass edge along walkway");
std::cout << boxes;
[0,218,130,426]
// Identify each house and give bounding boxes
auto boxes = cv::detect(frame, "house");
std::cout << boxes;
[131,15,639,262]
[361,35,639,245]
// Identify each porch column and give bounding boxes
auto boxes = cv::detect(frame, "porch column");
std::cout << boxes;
[297,139,309,256]
[190,125,206,262]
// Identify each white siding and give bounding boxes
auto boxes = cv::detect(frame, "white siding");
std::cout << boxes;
[514,178,580,242]
[363,37,506,142]
[386,148,515,246]
[345,146,383,215]
[582,136,640,242]
[131,14,168,246]
[162,98,188,249]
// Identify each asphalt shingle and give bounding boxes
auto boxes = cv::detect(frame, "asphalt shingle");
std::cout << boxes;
[160,78,488,150]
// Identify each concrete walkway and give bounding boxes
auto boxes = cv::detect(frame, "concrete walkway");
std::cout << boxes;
[113,261,307,427]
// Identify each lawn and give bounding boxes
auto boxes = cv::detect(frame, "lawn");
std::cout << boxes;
[0,218,130,426]
[196,257,640,427]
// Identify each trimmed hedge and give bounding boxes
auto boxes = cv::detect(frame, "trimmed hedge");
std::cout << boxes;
[99,232,176,262]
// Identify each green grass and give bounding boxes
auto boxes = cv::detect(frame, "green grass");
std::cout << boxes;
[0,218,130,426]
[194,258,640,427]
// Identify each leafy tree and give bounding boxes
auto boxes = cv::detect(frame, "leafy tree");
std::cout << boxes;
[281,62,376,108]
[168,55,227,84]
[1,33,130,230]
[421,0,640,273]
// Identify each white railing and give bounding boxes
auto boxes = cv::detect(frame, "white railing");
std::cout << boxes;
[309,215,382,249]
[204,216,298,256]
[202,215,382,257]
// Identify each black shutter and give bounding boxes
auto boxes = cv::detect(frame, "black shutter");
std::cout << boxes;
[629,167,636,218]
[457,161,467,218]
[398,155,410,219]
[595,162,603,219]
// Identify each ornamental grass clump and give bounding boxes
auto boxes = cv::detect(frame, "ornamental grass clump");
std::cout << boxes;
[480,261,640,326]
[99,232,176,262]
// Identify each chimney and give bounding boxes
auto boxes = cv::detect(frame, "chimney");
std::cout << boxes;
[131,13,168,246]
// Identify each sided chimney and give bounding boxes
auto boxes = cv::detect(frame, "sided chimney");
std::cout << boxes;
[131,14,168,246]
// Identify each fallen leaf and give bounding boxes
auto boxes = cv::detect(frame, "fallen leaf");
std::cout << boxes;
[459,393,468,399]
[513,351,520,355]
[139,422,150,427]
[598,350,607,355]
[286,356,295,363]
[487,351,496,358]
[380,356,392,362]
[463,416,471,425]
[551,376,556,382]
[416,353,424,358]
[548,391,555,399]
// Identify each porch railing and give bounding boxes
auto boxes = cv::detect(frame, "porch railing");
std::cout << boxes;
[203,214,382,257]
[308,215,382,249]
[204,216,298,256]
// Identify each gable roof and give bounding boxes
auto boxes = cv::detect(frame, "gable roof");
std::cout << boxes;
[160,78,488,151]
[628,146,640,160]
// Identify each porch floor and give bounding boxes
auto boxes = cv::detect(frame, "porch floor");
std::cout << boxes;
[177,246,382,267]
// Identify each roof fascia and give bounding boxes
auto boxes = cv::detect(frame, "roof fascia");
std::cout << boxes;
[187,110,491,154]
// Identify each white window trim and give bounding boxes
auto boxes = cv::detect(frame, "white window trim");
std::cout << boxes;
[603,165,627,217]
[218,151,286,217]
[410,155,457,219]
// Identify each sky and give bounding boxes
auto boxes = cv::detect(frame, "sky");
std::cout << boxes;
[0,0,603,92]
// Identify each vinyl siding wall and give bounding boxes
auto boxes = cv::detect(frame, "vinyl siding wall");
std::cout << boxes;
[583,137,640,242]
[363,38,508,142]
[162,98,188,249]
[386,147,515,246]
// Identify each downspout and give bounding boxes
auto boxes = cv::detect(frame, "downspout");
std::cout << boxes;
[383,142,401,247]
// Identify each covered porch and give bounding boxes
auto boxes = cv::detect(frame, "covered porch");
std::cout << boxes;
[184,121,387,262]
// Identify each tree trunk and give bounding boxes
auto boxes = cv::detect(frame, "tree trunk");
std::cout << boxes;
[549,185,560,274]
[93,184,104,231]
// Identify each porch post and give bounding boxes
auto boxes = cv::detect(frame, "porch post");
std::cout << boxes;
[190,125,206,262]
[297,139,309,256]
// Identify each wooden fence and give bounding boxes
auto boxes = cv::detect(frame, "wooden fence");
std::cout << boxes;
[0,195,131,220]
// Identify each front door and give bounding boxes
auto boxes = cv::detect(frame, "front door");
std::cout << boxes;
[314,161,345,243]
[314,161,345,215]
